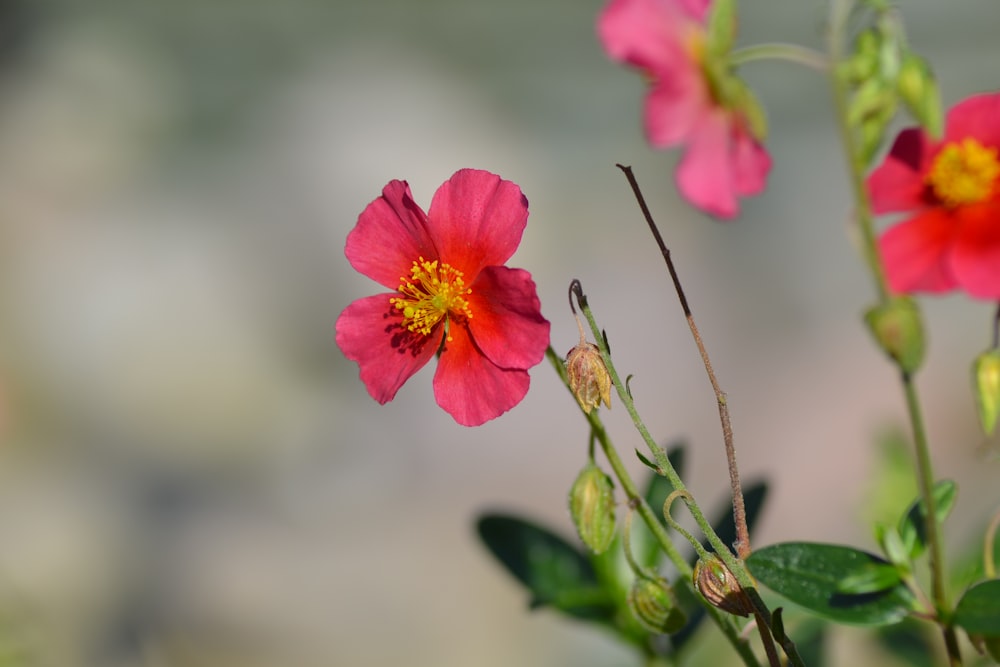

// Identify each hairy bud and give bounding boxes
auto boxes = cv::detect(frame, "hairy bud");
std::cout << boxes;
[568,462,616,554]
[566,342,612,414]
[627,576,687,634]
[972,349,1000,435]
[864,297,925,374]
[693,555,754,617]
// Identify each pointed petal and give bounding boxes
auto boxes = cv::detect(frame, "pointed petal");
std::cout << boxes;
[598,0,700,73]
[948,202,1000,299]
[335,294,440,404]
[433,324,531,427]
[867,127,935,214]
[730,120,771,196]
[346,180,438,290]
[878,210,957,294]
[946,91,1000,149]
[675,110,740,218]
[467,266,550,370]
[425,169,529,278]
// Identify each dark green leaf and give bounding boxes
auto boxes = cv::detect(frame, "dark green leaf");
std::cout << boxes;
[476,513,615,622]
[898,480,957,560]
[954,579,1000,636]
[874,618,935,667]
[747,542,916,625]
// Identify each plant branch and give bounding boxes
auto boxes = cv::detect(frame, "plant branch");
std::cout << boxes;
[614,163,751,561]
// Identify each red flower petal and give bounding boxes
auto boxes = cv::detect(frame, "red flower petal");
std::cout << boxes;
[432,323,531,426]
[949,202,1000,299]
[335,293,441,404]
[467,266,550,371]
[945,91,1000,149]
[598,0,696,74]
[675,110,740,218]
[345,180,438,290]
[730,122,772,196]
[867,128,935,214]
[878,209,957,294]
[425,169,529,278]
[645,74,708,148]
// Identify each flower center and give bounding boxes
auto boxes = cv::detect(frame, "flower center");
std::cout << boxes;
[389,257,472,340]
[926,138,1000,208]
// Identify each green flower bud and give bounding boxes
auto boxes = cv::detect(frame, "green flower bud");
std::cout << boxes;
[864,297,925,374]
[844,29,881,84]
[693,555,754,617]
[897,53,943,138]
[972,349,1000,435]
[627,576,687,634]
[565,342,612,414]
[569,462,616,554]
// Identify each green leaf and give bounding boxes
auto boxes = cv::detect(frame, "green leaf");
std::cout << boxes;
[747,542,916,625]
[874,618,936,667]
[635,449,659,473]
[954,579,1000,637]
[476,514,615,623]
[898,480,957,560]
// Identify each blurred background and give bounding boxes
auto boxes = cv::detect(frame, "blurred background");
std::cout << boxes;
[0,1,998,665]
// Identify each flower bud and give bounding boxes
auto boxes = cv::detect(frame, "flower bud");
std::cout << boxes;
[844,29,880,83]
[864,297,925,374]
[565,342,612,414]
[568,462,616,554]
[627,576,687,634]
[896,53,942,138]
[972,349,1000,435]
[693,554,754,617]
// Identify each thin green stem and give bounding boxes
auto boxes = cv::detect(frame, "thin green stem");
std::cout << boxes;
[730,43,830,72]
[827,2,960,663]
[827,4,889,302]
[902,375,961,664]
[545,347,762,667]
[561,282,807,667]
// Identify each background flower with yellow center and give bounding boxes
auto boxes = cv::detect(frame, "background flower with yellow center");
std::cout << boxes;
[868,91,1000,299]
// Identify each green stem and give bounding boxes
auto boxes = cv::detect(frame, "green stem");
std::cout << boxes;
[826,2,960,664]
[730,43,830,71]
[902,375,961,665]
[826,2,889,302]
[545,347,762,667]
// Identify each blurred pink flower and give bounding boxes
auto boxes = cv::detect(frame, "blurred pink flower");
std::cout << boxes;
[868,92,1000,299]
[336,169,551,426]
[598,0,771,218]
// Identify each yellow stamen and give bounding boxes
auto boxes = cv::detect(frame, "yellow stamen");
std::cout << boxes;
[926,138,1000,208]
[389,257,472,341]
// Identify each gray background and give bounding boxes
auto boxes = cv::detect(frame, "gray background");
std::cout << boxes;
[0,1,998,665]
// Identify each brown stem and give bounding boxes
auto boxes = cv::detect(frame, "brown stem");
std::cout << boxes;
[615,163,751,559]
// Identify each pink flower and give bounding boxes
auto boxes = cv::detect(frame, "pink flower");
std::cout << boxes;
[868,92,1000,299]
[335,169,551,426]
[598,0,771,219]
